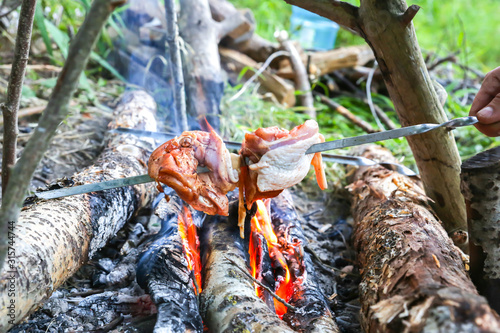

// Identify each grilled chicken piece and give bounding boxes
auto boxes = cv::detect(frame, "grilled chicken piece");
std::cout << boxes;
[148,129,239,216]
[240,119,327,210]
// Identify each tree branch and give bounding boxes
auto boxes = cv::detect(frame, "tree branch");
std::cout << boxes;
[0,0,125,271]
[283,0,360,33]
[399,4,420,27]
[1,0,37,195]
[281,39,315,118]
[164,0,188,132]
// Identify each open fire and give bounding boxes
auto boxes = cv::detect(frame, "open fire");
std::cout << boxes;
[176,197,304,320]
[178,205,203,293]
[249,199,297,318]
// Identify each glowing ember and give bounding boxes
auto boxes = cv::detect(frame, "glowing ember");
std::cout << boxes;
[249,200,294,317]
[178,206,202,293]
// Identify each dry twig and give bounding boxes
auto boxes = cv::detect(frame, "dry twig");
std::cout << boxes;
[316,93,378,133]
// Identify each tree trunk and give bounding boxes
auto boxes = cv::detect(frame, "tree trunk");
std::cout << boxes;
[276,45,374,79]
[180,0,224,130]
[281,40,316,118]
[461,146,500,313]
[0,90,157,330]
[348,145,500,332]
[285,0,467,247]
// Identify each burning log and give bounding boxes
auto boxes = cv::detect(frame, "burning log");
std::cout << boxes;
[136,192,203,332]
[0,90,157,330]
[220,47,296,107]
[348,145,500,332]
[199,200,295,333]
[270,192,339,333]
[461,146,500,312]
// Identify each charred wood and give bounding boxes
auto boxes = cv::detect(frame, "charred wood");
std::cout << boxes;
[461,146,500,313]
[137,193,203,333]
[199,200,294,333]
[250,230,278,311]
[0,90,157,330]
[349,145,500,332]
[271,191,339,333]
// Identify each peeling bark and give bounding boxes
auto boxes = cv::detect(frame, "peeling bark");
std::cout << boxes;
[348,145,500,333]
[137,192,203,333]
[271,191,339,333]
[199,200,294,333]
[0,91,157,330]
[461,146,500,313]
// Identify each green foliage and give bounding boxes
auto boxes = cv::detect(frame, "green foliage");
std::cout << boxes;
[229,0,291,40]
[27,0,499,168]
[32,0,126,81]
[412,0,500,71]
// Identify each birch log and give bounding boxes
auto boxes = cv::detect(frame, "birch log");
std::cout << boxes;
[286,0,468,245]
[461,146,500,312]
[0,90,157,330]
[348,145,500,332]
[199,201,295,333]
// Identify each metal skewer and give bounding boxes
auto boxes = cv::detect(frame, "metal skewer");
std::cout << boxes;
[35,116,477,200]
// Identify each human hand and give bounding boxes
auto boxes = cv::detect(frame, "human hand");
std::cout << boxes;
[470,66,500,136]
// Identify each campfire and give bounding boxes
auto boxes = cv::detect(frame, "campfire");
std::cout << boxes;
[2,0,500,331]
[178,206,203,294]
[249,199,294,318]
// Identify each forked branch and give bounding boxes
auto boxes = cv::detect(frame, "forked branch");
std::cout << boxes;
[283,0,360,33]
[1,0,37,195]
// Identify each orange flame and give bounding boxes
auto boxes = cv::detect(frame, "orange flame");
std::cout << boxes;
[249,200,293,317]
[178,206,202,293]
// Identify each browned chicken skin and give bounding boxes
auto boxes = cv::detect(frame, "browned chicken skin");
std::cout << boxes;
[148,120,326,225]
[148,129,239,216]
